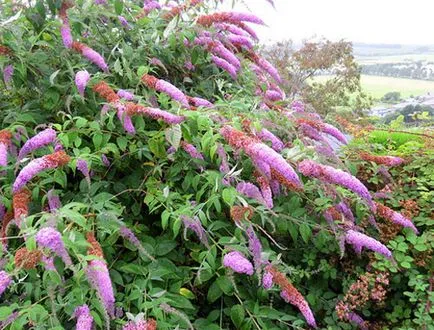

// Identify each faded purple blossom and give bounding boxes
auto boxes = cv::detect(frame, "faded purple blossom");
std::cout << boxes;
[181,215,209,247]
[18,128,57,160]
[77,159,90,182]
[280,290,317,328]
[119,226,155,260]
[257,177,273,208]
[0,311,18,328]
[255,56,282,83]
[223,251,254,275]
[336,201,355,224]
[184,60,195,71]
[291,100,305,112]
[264,89,283,102]
[150,57,168,74]
[227,34,253,49]
[117,89,135,101]
[375,202,419,234]
[101,104,111,116]
[42,255,56,271]
[3,64,13,85]
[86,259,115,318]
[262,271,273,289]
[36,227,72,266]
[345,230,392,259]
[116,104,136,134]
[211,55,237,79]
[347,312,368,330]
[95,0,107,5]
[298,160,375,211]
[257,128,284,152]
[60,21,73,48]
[75,70,90,97]
[0,271,11,297]
[315,145,336,159]
[74,305,94,330]
[47,189,61,212]
[181,142,204,160]
[246,225,262,271]
[101,154,110,167]
[237,181,266,206]
[143,0,161,14]
[118,16,131,29]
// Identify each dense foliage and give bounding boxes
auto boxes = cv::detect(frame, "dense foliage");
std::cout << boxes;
[0,1,433,329]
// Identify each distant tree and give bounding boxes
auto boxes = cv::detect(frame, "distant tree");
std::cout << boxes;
[381,91,401,103]
[261,38,372,115]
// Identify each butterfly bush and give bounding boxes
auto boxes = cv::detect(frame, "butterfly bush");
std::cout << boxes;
[0,130,12,167]
[0,271,11,297]
[74,305,94,330]
[13,151,70,193]
[47,189,61,212]
[141,74,189,108]
[298,159,375,211]
[3,64,13,85]
[223,251,254,275]
[119,226,155,260]
[18,128,57,160]
[345,230,392,259]
[75,70,90,96]
[360,152,404,167]
[181,215,209,247]
[36,227,72,266]
[375,202,418,234]
[72,42,109,72]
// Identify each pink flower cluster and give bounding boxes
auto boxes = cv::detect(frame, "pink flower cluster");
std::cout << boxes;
[223,251,254,275]
[141,74,189,108]
[345,229,392,259]
[74,305,94,330]
[72,42,109,72]
[36,227,72,266]
[181,215,209,247]
[75,70,90,96]
[0,271,11,297]
[18,128,57,160]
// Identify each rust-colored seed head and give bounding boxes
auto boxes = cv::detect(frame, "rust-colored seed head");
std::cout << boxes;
[230,205,254,222]
[44,151,71,167]
[71,41,85,53]
[0,129,12,144]
[141,74,159,89]
[93,81,120,103]
[13,189,31,220]
[1,212,13,247]
[0,45,12,56]
[270,168,302,192]
[86,232,104,258]
[15,247,42,269]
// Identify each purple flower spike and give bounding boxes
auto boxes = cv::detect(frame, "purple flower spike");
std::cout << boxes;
[77,159,90,182]
[155,79,189,108]
[36,227,72,266]
[117,89,135,101]
[0,271,11,297]
[0,143,7,167]
[74,305,94,330]
[347,312,368,330]
[181,142,204,161]
[3,64,14,85]
[60,21,73,48]
[237,181,266,206]
[75,70,90,97]
[18,128,57,160]
[189,97,214,108]
[181,215,209,247]
[262,271,273,289]
[298,160,375,212]
[116,104,136,134]
[246,225,262,271]
[119,226,154,260]
[118,16,131,29]
[86,259,115,318]
[345,230,392,259]
[47,189,61,212]
[211,56,238,80]
[257,128,284,152]
[227,34,253,49]
[322,123,348,144]
[223,251,254,275]
[101,154,110,167]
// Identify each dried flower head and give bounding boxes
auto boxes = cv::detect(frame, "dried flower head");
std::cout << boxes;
[14,247,42,269]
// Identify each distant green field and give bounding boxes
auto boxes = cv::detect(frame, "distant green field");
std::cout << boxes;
[314,75,434,99]
[357,54,434,65]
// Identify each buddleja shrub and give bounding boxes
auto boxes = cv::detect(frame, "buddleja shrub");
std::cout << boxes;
[0,1,428,329]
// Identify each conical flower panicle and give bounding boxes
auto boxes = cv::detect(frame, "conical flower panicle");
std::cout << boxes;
[74,305,94,330]
[360,152,404,167]
[13,188,31,227]
[223,251,254,275]
[35,227,72,266]
[345,230,392,259]
[18,128,57,160]
[141,74,189,107]
[0,130,12,167]
[375,202,418,234]
[266,266,317,328]
[72,42,108,72]
[93,81,120,103]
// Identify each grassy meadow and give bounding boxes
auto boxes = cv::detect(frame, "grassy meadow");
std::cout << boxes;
[314,75,434,99]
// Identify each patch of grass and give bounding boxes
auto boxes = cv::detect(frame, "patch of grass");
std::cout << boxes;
[368,130,423,147]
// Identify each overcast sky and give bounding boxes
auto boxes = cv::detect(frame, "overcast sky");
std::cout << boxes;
[221,0,434,45]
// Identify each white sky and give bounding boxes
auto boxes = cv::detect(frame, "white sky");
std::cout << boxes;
[221,0,434,45]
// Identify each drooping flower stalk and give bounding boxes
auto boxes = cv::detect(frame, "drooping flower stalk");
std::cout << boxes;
[257,128,284,152]
[116,103,136,134]
[160,303,194,330]
[141,74,189,108]
[77,159,91,183]
[187,96,214,108]
[296,118,348,144]
[125,103,185,124]
[75,70,90,96]
[211,55,238,79]
[266,265,317,328]
[298,160,375,211]
[197,12,265,27]
[85,233,115,318]
[36,227,72,266]
[180,141,204,161]
[245,225,262,272]
[223,251,254,275]
[74,305,94,330]
[0,130,12,167]
[13,151,70,193]
[117,89,135,101]
[221,126,302,191]
[46,189,61,213]
[13,188,31,228]
[3,64,14,85]
[195,36,241,69]
[72,42,109,72]
[119,226,155,260]
[60,19,73,48]
[227,34,253,50]
[360,152,404,167]
[345,229,392,259]
[236,181,266,206]
[0,271,12,297]
[18,128,57,161]
[248,52,282,83]
[262,270,273,289]
[375,202,418,234]
[180,215,209,247]
[142,0,161,16]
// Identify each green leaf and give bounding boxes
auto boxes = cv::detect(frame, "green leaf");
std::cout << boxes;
[207,281,222,303]
[230,304,245,328]
[117,136,128,152]
[299,223,312,243]
[114,0,124,14]
[222,187,236,206]
[216,275,233,295]
[0,306,13,321]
